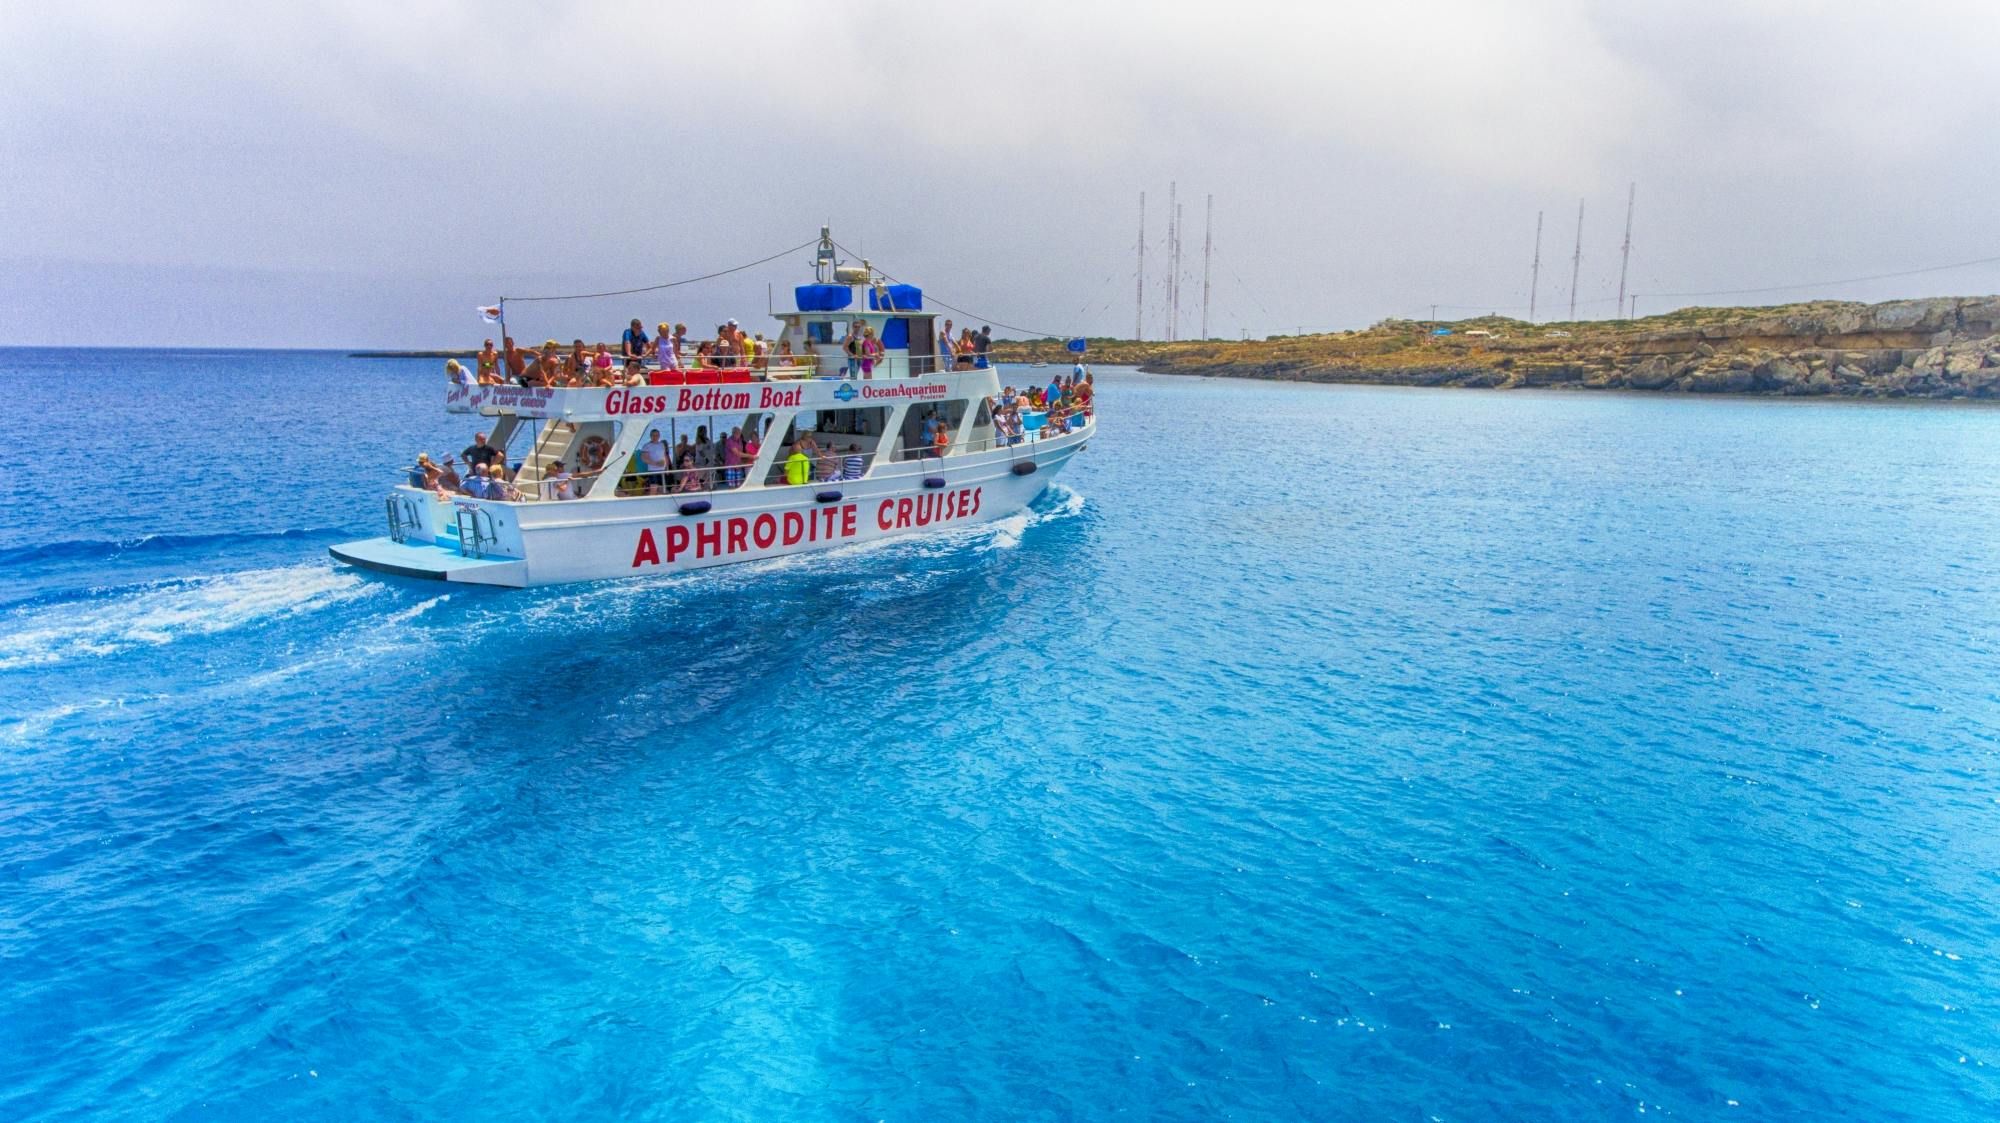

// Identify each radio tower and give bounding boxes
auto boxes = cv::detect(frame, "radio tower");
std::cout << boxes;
[1616,182,1635,320]
[1173,199,1185,341]
[1164,181,1178,341]
[1201,194,1213,340]
[1529,210,1543,324]
[1567,198,1584,321]
[1135,191,1146,341]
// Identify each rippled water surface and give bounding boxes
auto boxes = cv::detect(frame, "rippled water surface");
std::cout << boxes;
[3,349,1999,1121]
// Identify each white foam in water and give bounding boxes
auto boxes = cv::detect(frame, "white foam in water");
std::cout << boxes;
[382,593,451,625]
[0,564,377,671]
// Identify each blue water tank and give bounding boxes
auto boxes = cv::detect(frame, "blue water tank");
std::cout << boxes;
[795,284,853,312]
[868,285,922,311]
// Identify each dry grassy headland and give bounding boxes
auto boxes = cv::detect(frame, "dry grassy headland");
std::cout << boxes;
[996,297,2000,399]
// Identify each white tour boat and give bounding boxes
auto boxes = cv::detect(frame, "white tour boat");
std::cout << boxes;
[331,235,1093,588]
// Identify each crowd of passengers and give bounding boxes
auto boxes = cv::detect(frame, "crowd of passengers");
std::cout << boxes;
[989,367,1094,444]
[411,349,1094,502]
[628,424,868,496]
[405,430,563,501]
[445,316,1004,388]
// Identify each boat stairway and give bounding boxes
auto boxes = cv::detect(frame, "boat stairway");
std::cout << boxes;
[512,420,577,497]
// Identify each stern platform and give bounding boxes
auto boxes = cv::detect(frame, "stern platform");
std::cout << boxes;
[329,538,527,586]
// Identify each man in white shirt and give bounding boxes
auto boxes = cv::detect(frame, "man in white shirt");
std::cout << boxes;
[639,428,670,494]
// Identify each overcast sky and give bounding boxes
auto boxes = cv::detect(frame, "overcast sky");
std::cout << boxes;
[4,0,1998,347]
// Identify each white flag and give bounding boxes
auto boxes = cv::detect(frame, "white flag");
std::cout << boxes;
[477,305,501,323]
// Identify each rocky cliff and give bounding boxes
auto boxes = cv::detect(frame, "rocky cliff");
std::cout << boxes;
[996,296,2000,399]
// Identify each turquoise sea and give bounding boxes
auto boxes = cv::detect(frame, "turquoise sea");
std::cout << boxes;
[2,349,1998,1120]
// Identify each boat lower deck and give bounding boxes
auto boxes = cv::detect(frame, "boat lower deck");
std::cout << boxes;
[328,537,527,586]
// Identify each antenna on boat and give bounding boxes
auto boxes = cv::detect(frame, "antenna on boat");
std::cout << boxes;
[815,226,838,283]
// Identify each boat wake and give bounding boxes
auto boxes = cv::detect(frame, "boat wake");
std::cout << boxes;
[0,527,346,571]
[0,563,378,672]
[986,483,1087,550]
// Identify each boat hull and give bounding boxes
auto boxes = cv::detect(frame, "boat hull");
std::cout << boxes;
[332,426,1086,588]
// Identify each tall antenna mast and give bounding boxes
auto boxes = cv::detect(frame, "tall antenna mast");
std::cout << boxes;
[1135,191,1146,341]
[1568,198,1584,321]
[1616,182,1635,320]
[1201,194,1213,340]
[1529,211,1543,324]
[1166,181,1178,342]
[1174,199,1185,342]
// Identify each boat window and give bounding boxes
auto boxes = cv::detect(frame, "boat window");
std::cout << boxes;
[806,320,854,344]
[899,399,968,460]
[765,409,886,485]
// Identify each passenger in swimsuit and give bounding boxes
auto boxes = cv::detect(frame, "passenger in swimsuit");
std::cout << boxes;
[656,323,678,369]
[475,340,499,382]
[859,326,883,378]
[502,337,527,384]
[674,448,704,493]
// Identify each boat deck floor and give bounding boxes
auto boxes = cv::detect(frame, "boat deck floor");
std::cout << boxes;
[328,537,527,586]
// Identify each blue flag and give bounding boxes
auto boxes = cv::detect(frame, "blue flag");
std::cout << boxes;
[1066,338,1088,354]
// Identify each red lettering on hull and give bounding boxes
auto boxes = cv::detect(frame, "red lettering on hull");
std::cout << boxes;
[636,502,868,568]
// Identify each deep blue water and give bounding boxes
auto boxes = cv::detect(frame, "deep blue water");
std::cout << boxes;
[2,348,1998,1121]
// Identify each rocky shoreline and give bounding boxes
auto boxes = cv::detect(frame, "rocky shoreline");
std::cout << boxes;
[995,296,2000,400]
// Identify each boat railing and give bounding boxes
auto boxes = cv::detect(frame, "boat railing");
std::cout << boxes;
[893,413,1092,460]
[397,467,610,503]
[464,348,1007,391]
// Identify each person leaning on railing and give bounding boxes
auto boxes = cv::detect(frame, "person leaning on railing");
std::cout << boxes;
[543,461,576,500]
[784,445,812,485]
[621,319,650,362]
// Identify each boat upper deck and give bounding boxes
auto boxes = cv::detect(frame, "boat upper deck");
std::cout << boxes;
[446,363,987,420]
